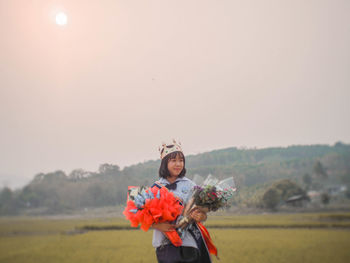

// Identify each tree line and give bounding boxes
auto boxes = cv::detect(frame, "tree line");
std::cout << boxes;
[1,142,350,215]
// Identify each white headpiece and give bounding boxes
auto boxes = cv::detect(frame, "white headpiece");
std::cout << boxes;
[158,139,183,159]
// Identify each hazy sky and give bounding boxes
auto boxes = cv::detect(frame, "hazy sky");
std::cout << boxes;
[1,0,349,189]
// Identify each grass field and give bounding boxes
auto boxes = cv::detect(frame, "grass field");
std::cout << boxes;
[1,213,350,263]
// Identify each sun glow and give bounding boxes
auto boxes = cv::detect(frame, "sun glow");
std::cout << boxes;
[55,12,68,26]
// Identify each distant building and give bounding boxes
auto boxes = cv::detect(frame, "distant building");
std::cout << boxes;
[285,195,309,207]
[327,185,347,196]
[307,190,322,203]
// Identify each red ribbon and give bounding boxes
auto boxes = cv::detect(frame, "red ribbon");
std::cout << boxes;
[197,222,218,258]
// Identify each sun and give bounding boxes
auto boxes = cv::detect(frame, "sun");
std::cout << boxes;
[55,12,68,26]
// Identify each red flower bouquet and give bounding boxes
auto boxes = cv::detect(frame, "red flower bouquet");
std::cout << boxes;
[123,185,183,246]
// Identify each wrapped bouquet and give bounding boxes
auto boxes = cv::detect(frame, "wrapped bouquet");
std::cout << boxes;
[123,185,183,246]
[176,174,236,231]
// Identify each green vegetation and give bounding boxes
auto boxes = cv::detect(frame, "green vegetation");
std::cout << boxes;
[1,143,350,215]
[261,179,307,210]
[73,212,350,230]
[1,213,350,263]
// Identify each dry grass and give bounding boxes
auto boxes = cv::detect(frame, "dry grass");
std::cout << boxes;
[1,212,350,263]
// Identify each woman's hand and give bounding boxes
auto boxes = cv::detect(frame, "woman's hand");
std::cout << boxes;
[190,208,207,222]
[152,222,175,232]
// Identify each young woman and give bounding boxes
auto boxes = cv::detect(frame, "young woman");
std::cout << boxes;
[152,141,212,263]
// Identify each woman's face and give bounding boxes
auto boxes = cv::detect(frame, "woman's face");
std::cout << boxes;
[167,154,184,178]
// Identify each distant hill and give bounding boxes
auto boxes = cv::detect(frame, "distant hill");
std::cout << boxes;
[125,142,350,187]
[1,142,349,215]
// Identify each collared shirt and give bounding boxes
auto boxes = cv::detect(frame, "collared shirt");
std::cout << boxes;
[152,176,197,248]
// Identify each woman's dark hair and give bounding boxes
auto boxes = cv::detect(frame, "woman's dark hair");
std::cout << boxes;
[158,151,186,179]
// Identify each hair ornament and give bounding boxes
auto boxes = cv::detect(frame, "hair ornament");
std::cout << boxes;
[159,139,183,159]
